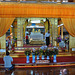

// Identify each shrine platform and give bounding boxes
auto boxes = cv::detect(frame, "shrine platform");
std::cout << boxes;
[0,45,75,68]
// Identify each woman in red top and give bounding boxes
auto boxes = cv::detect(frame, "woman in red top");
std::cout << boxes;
[26,34,29,44]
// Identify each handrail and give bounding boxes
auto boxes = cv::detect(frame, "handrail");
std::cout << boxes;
[62,2,75,4]
[41,1,57,3]
[1,1,17,2]
[20,1,37,3]
[0,1,75,4]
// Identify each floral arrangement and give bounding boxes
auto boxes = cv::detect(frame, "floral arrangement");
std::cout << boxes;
[49,50,53,57]
[39,47,58,56]
[24,47,58,56]
[35,49,40,55]
[53,48,58,55]
[39,49,45,55]
[55,36,62,43]
[25,49,31,56]
[44,49,50,57]
[32,48,40,56]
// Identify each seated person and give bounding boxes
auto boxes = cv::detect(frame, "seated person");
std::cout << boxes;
[3,51,14,71]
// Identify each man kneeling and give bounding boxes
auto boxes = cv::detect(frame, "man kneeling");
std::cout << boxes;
[3,51,14,71]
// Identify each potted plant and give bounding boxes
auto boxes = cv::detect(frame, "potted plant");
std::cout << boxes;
[49,50,53,62]
[35,49,40,60]
[25,49,31,63]
[39,49,45,60]
[53,48,58,63]
[32,48,36,63]
[44,49,50,60]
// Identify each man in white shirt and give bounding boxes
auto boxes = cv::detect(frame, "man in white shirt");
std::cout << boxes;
[45,31,50,47]
[3,51,14,71]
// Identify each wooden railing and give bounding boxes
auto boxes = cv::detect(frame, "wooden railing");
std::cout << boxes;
[0,0,74,3]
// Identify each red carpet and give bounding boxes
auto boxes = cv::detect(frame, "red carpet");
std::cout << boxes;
[23,44,52,47]
[0,56,75,64]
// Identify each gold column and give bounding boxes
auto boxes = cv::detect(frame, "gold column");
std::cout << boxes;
[23,20,28,37]
[50,18,58,46]
[48,19,52,44]
[0,34,6,49]
[17,18,25,47]
[69,35,75,53]
[13,19,17,38]
[44,21,48,33]
[58,27,60,35]
[61,26,63,39]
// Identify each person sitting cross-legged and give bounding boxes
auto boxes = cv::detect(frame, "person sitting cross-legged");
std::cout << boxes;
[3,51,14,71]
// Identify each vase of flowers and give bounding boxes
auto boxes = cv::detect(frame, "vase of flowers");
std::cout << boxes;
[49,50,53,62]
[35,49,40,60]
[26,55,30,63]
[53,48,58,63]
[44,49,50,60]
[32,48,36,63]
[42,55,44,60]
[47,56,49,60]
[32,55,35,63]
[25,49,31,63]
[39,49,45,60]
[37,55,39,60]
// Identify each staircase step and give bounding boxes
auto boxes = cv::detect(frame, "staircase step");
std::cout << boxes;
[14,52,25,54]
[0,63,75,69]
[15,47,54,49]
[15,50,25,52]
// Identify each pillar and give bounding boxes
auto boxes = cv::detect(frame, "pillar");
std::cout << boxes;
[23,20,28,37]
[0,34,6,49]
[69,35,75,53]
[17,18,25,47]
[58,27,60,35]
[61,26,63,39]
[13,19,17,38]
[49,18,58,46]
[44,21,48,33]
[49,20,52,45]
